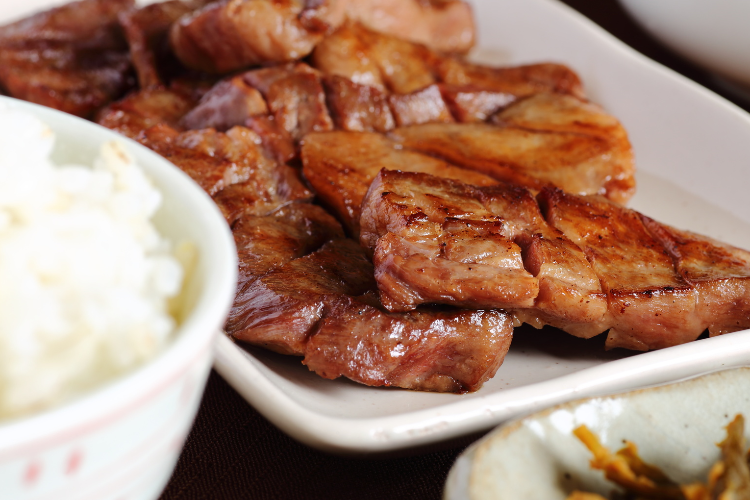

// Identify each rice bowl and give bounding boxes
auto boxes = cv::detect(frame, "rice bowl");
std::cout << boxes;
[0,95,237,500]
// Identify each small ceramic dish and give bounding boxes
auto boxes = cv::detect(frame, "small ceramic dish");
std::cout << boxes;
[444,367,750,499]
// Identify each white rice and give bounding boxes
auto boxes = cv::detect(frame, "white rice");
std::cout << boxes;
[0,105,183,420]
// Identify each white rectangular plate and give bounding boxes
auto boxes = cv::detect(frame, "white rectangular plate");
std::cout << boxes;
[6,0,749,455]
[213,0,750,454]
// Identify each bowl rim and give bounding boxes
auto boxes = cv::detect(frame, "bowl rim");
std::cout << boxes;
[0,95,238,454]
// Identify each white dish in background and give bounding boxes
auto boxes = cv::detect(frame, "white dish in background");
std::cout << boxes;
[214,0,750,454]
[444,367,750,499]
[618,0,750,93]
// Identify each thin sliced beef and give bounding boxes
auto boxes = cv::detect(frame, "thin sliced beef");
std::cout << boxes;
[0,0,135,117]
[389,93,636,204]
[228,239,513,392]
[300,130,499,235]
[361,170,607,338]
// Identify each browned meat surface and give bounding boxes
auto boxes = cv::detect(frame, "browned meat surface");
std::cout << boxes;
[228,238,513,392]
[342,0,475,55]
[439,84,516,123]
[390,93,636,204]
[323,75,395,132]
[305,301,513,393]
[227,239,376,355]
[170,0,474,74]
[0,0,135,117]
[361,171,607,337]
[230,202,343,291]
[245,115,297,164]
[300,130,499,235]
[360,171,537,312]
[539,188,704,351]
[642,218,750,337]
[241,63,333,143]
[170,0,333,73]
[118,0,213,88]
[312,23,437,94]
[212,164,313,224]
[181,74,268,131]
[388,84,454,127]
[436,59,586,100]
[96,86,196,139]
[137,124,277,196]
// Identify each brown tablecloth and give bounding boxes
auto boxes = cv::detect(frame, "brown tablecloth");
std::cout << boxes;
[158,2,750,499]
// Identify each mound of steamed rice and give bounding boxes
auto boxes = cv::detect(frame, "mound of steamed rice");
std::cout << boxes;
[0,104,184,420]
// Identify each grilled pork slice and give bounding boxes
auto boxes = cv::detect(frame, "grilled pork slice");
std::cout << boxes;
[361,170,607,337]
[0,0,134,117]
[390,93,636,204]
[96,86,196,139]
[228,239,513,392]
[539,188,744,351]
[641,218,750,337]
[300,130,499,235]
[118,0,213,89]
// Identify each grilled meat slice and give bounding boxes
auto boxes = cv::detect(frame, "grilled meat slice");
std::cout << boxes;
[436,59,585,100]
[118,0,213,88]
[439,84,516,123]
[305,300,512,393]
[227,239,375,355]
[170,0,332,73]
[390,93,636,204]
[360,171,537,312]
[342,0,474,54]
[388,84,454,127]
[300,130,498,235]
[361,170,607,336]
[322,75,395,133]
[170,0,474,74]
[230,202,344,293]
[539,188,704,351]
[244,115,297,164]
[241,63,334,143]
[0,0,134,118]
[212,164,313,225]
[312,22,437,94]
[137,124,277,196]
[180,74,268,131]
[229,238,513,392]
[96,86,196,139]
[641,218,750,337]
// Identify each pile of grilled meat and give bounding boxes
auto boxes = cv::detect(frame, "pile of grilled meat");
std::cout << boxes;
[3,0,750,393]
